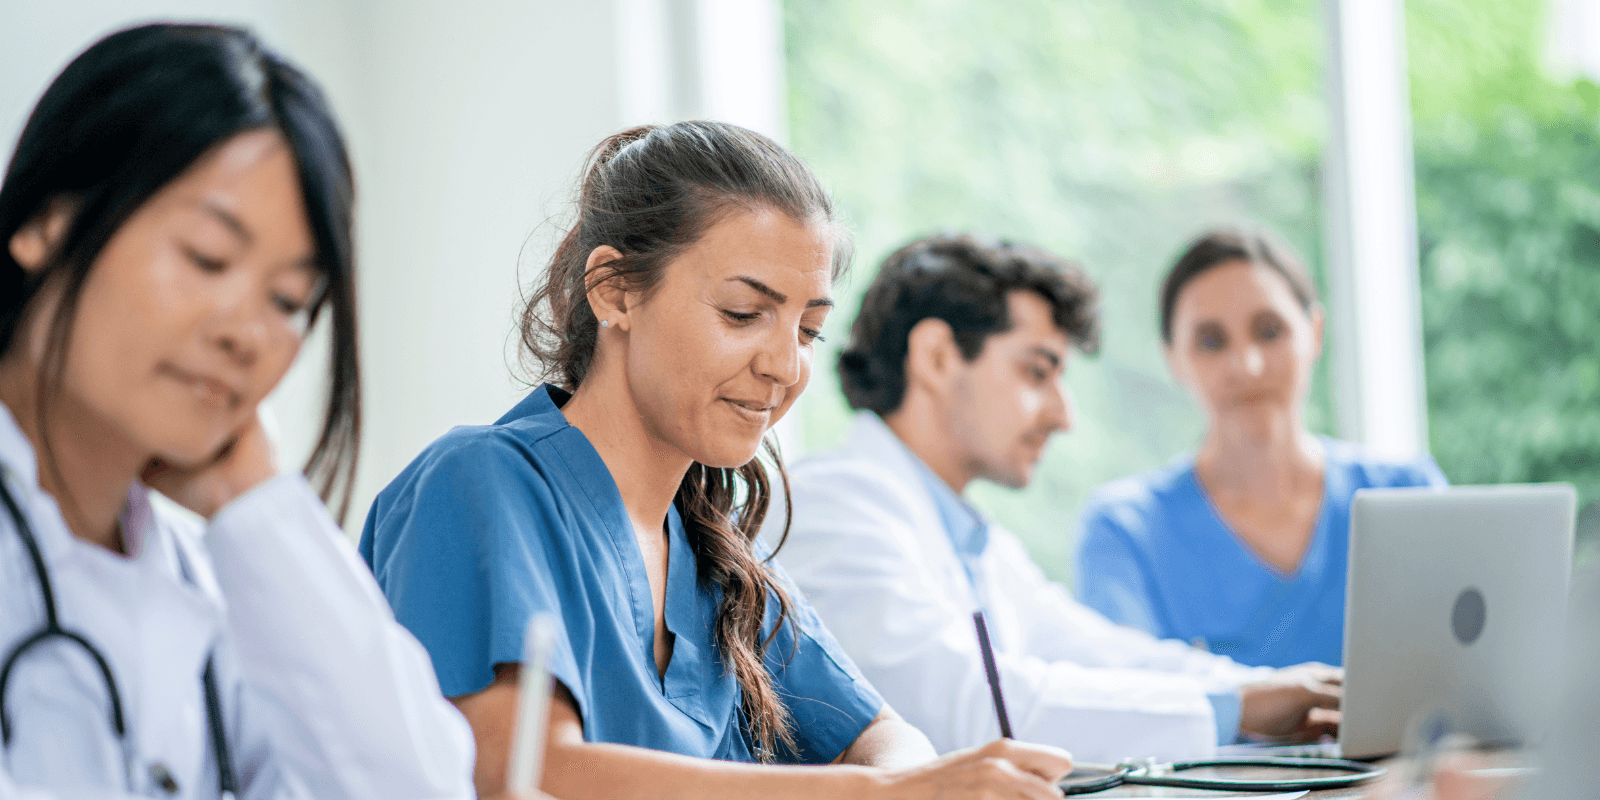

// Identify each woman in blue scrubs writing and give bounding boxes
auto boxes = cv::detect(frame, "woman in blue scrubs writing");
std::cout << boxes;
[1076,226,1446,669]
[361,121,1074,799]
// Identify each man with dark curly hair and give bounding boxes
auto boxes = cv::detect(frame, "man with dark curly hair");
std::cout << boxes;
[768,233,1342,764]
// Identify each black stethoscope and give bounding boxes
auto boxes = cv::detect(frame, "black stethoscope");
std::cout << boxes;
[0,477,237,797]
[1061,755,1386,794]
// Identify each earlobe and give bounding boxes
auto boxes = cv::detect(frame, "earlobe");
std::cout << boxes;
[583,245,630,332]
[1309,305,1326,360]
[8,229,41,270]
[1164,345,1189,388]
[8,200,74,273]
[9,222,51,272]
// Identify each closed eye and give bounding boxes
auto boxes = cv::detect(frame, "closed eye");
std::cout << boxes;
[272,293,307,316]
[1254,317,1284,341]
[722,309,761,324]
[182,245,226,273]
[801,327,825,344]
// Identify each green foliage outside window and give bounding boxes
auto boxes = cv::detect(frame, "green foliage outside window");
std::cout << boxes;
[1409,0,1600,563]
[785,0,1600,580]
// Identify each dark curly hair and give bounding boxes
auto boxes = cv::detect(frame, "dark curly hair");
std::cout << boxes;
[839,233,1100,414]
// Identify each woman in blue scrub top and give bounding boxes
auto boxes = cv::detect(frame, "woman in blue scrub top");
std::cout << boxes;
[1076,226,1446,669]
[362,122,1073,800]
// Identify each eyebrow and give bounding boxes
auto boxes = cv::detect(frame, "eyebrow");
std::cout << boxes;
[202,202,253,245]
[1030,347,1063,369]
[732,275,834,309]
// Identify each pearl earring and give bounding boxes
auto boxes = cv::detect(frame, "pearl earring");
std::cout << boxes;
[600,319,611,328]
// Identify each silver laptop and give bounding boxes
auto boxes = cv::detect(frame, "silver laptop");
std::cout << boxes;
[1340,484,1576,759]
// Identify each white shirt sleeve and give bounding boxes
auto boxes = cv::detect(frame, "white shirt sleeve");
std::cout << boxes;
[204,474,475,800]
[779,466,1237,764]
[986,531,1270,689]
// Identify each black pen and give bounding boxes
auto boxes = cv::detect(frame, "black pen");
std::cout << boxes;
[973,610,1014,739]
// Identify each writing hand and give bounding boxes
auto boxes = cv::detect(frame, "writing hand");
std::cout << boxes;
[879,738,1074,799]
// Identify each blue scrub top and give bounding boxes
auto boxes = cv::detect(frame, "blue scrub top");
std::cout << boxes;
[1075,438,1446,668]
[360,385,883,763]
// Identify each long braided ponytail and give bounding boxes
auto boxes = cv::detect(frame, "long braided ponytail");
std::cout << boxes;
[519,121,850,760]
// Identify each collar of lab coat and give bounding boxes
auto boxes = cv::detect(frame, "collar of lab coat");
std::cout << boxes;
[0,400,225,640]
[831,411,987,605]
[839,410,946,511]
[0,401,39,490]
[0,403,236,791]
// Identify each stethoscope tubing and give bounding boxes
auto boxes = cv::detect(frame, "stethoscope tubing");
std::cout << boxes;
[0,475,128,746]
[0,475,236,796]
[1062,756,1386,794]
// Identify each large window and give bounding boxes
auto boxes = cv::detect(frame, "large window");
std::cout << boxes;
[786,0,1600,580]
[785,0,1334,581]
[1408,0,1600,564]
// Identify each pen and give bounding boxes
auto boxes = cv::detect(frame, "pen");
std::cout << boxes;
[973,610,1013,739]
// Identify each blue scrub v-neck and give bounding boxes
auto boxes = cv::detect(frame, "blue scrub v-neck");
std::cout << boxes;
[658,507,734,726]
[1163,461,1347,660]
[1181,462,1336,585]
[1076,437,1448,667]
[361,384,882,762]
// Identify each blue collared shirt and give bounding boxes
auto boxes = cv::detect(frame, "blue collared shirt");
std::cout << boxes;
[915,463,989,593]
[360,385,883,763]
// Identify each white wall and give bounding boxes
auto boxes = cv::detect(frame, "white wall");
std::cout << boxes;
[319,1,632,527]
[1,0,787,534]
[1,0,784,533]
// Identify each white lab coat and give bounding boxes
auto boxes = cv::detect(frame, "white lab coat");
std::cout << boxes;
[769,411,1271,764]
[0,406,475,799]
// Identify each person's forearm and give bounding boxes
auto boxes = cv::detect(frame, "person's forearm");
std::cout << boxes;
[208,475,476,798]
[543,740,884,800]
[837,714,939,770]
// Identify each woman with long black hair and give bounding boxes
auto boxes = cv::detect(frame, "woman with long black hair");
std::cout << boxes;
[0,24,475,798]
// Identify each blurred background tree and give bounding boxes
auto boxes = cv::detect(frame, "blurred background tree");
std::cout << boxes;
[1409,0,1600,564]
[784,0,1600,581]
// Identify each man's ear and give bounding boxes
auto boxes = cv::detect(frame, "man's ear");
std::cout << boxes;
[583,245,630,331]
[904,317,961,397]
[1164,343,1191,391]
[1308,303,1326,362]
[9,199,74,273]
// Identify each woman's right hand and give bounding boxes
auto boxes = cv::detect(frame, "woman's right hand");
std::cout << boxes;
[875,738,1073,800]
[142,411,281,518]
[1239,662,1343,741]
